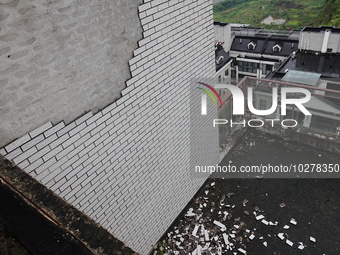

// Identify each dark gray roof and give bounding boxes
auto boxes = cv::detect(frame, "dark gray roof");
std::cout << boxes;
[214,21,229,26]
[314,94,340,109]
[215,45,231,71]
[230,36,298,56]
[276,52,340,77]
[302,26,340,33]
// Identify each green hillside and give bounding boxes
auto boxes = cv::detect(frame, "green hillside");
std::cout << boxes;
[214,0,340,30]
[317,0,340,27]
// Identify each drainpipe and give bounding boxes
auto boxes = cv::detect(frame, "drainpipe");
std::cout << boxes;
[321,29,331,53]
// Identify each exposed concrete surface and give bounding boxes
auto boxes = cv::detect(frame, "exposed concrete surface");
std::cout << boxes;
[0,0,143,147]
[258,124,340,155]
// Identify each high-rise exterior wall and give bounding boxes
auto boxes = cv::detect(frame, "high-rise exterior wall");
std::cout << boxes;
[214,22,233,51]
[0,0,143,147]
[299,27,340,53]
[0,0,216,254]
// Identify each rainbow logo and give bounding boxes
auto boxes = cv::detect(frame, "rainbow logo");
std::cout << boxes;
[196,82,222,115]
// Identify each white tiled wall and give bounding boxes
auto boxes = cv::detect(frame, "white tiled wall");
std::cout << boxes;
[1,0,216,254]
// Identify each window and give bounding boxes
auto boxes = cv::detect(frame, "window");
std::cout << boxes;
[237,61,258,74]
[247,41,256,50]
[273,44,282,53]
[262,64,266,75]
[260,100,267,110]
[262,64,273,75]
[218,75,221,83]
[216,56,224,65]
[225,69,229,76]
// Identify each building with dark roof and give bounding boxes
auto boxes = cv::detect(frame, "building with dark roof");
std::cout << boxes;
[213,22,299,84]
[271,52,340,79]
[231,36,298,56]
[229,35,298,81]
[215,43,233,84]
[261,26,340,134]
[213,23,340,134]
[214,22,234,85]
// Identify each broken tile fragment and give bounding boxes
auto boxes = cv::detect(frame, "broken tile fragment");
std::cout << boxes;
[213,220,226,231]
[286,239,293,246]
[220,194,226,202]
[290,218,297,225]
[202,243,210,250]
[204,230,209,241]
[238,248,246,254]
[261,219,269,225]
[298,242,305,250]
[278,233,285,240]
[227,192,234,198]
[279,203,286,208]
[223,233,230,245]
[310,236,316,243]
[192,225,199,237]
[255,215,265,220]
[186,208,195,217]
[197,245,202,255]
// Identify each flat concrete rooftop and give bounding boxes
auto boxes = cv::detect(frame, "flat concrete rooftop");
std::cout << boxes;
[158,129,340,254]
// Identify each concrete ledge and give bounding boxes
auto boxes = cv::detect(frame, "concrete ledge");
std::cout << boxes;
[0,155,138,255]
[255,125,340,155]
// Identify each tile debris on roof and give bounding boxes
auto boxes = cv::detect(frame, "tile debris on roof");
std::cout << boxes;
[157,180,322,255]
